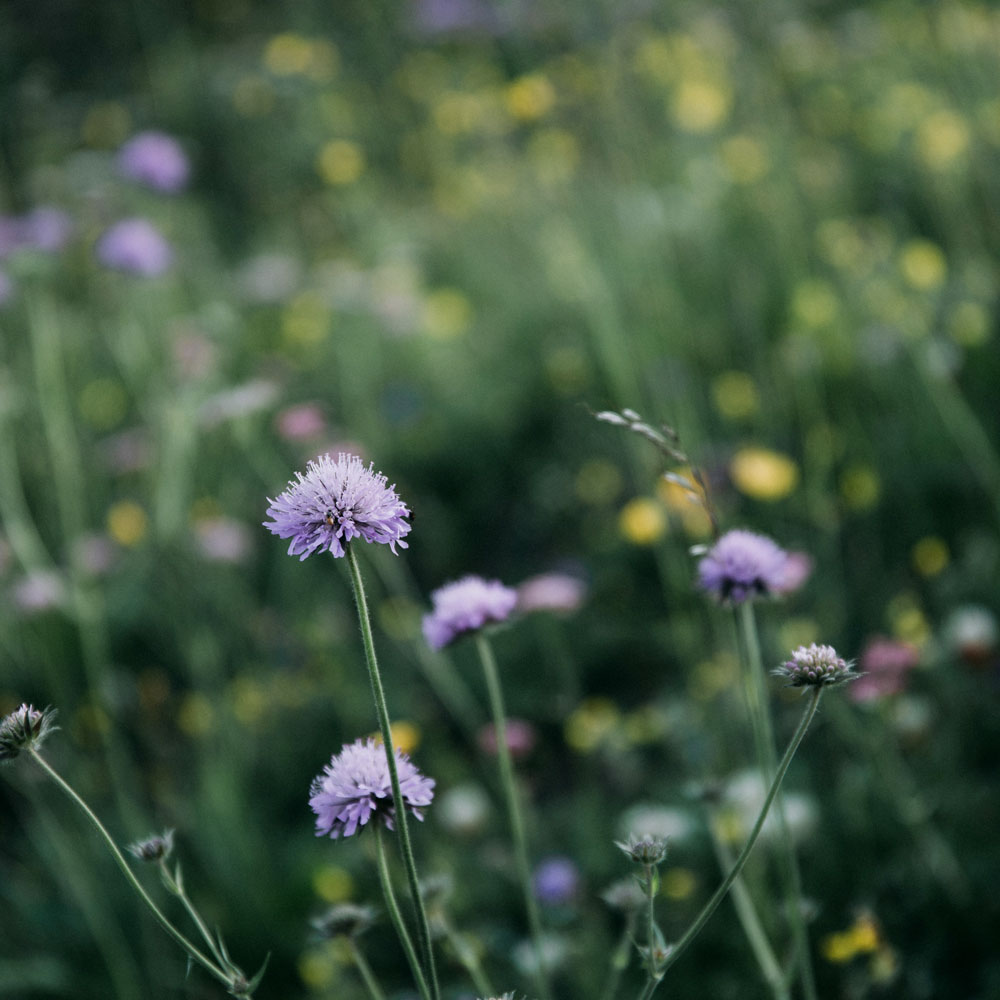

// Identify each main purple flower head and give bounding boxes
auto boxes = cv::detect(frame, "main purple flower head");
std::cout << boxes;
[697,529,789,605]
[422,575,518,649]
[118,131,191,193]
[774,643,856,688]
[264,452,411,560]
[96,218,173,276]
[309,737,435,839]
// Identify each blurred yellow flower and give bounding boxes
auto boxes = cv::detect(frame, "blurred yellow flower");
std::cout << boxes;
[565,698,620,752]
[791,279,839,328]
[671,78,731,133]
[544,346,590,395]
[619,497,668,544]
[916,109,970,169]
[298,947,340,990]
[313,864,354,903]
[422,288,473,339]
[317,139,365,186]
[729,448,799,501]
[887,592,931,647]
[899,239,947,291]
[912,536,949,577]
[390,720,421,754]
[505,74,555,121]
[177,691,214,737]
[840,464,881,510]
[662,867,697,901]
[107,500,147,546]
[575,460,622,505]
[719,135,770,184]
[79,378,127,430]
[264,33,314,76]
[283,293,331,345]
[687,653,737,701]
[230,676,266,726]
[81,101,131,147]
[778,618,820,653]
[711,370,759,419]
[634,34,675,86]
[822,912,882,963]
[377,596,421,641]
[948,300,990,346]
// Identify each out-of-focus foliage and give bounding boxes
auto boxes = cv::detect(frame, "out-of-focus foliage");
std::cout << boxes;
[1,0,999,997]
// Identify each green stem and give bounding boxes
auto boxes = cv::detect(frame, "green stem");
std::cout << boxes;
[736,603,817,1000]
[373,824,432,1000]
[27,749,235,990]
[160,861,231,969]
[709,823,788,1000]
[349,939,388,1000]
[644,864,657,980]
[345,544,439,1000]
[475,633,553,1000]
[647,688,824,993]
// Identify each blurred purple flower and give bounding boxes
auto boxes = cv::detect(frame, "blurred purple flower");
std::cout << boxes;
[72,534,117,576]
[697,529,789,605]
[309,737,435,839]
[236,253,301,304]
[774,551,813,595]
[21,207,73,252]
[117,131,190,193]
[422,576,518,650]
[199,379,279,427]
[171,332,218,380]
[532,856,580,906]
[264,452,411,560]
[477,717,537,759]
[850,637,919,703]
[516,572,587,615]
[410,0,503,35]
[275,403,326,441]
[101,428,153,473]
[11,571,66,613]
[96,218,173,276]
[195,517,253,564]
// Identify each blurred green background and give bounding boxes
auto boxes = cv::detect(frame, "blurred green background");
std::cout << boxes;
[2,0,999,997]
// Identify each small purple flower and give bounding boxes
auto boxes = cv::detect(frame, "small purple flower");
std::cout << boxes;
[774,643,856,688]
[309,737,435,839]
[696,529,789,605]
[477,717,537,759]
[117,131,190,193]
[263,452,411,560]
[532,856,580,906]
[0,704,58,761]
[516,572,587,615]
[422,576,518,649]
[21,207,73,252]
[96,218,173,276]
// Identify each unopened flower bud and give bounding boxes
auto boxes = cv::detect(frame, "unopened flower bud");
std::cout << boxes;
[310,903,377,940]
[0,704,57,762]
[615,833,669,866]
[127,830,175,863]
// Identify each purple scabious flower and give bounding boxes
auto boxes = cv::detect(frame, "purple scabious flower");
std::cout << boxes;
[532,855,580,906]
[96,218,173,276]
[774,643,856,688]
[422,575,518,650]
[696,529,789,605]
[263,452,411,560]
[309,737,435,839]
[117,131,190,193]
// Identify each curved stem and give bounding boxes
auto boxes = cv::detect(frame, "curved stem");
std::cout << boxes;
[737,604,818,1000]
[27,749,234,989]
[373,824,431,1000]
[476,634,553,1000]
[346,545,439,1000]
[653,688,823,988]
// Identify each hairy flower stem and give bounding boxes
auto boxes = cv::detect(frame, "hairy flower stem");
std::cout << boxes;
[26,749,241,994]
[346,545,439,1000]
[644,864,658,979]
[475,634,553,1000]
[158,861,231,971]
[349,939,387,1000]
[736,603,818,1000]
[645,687,823,996]
[373,824,431,1000]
